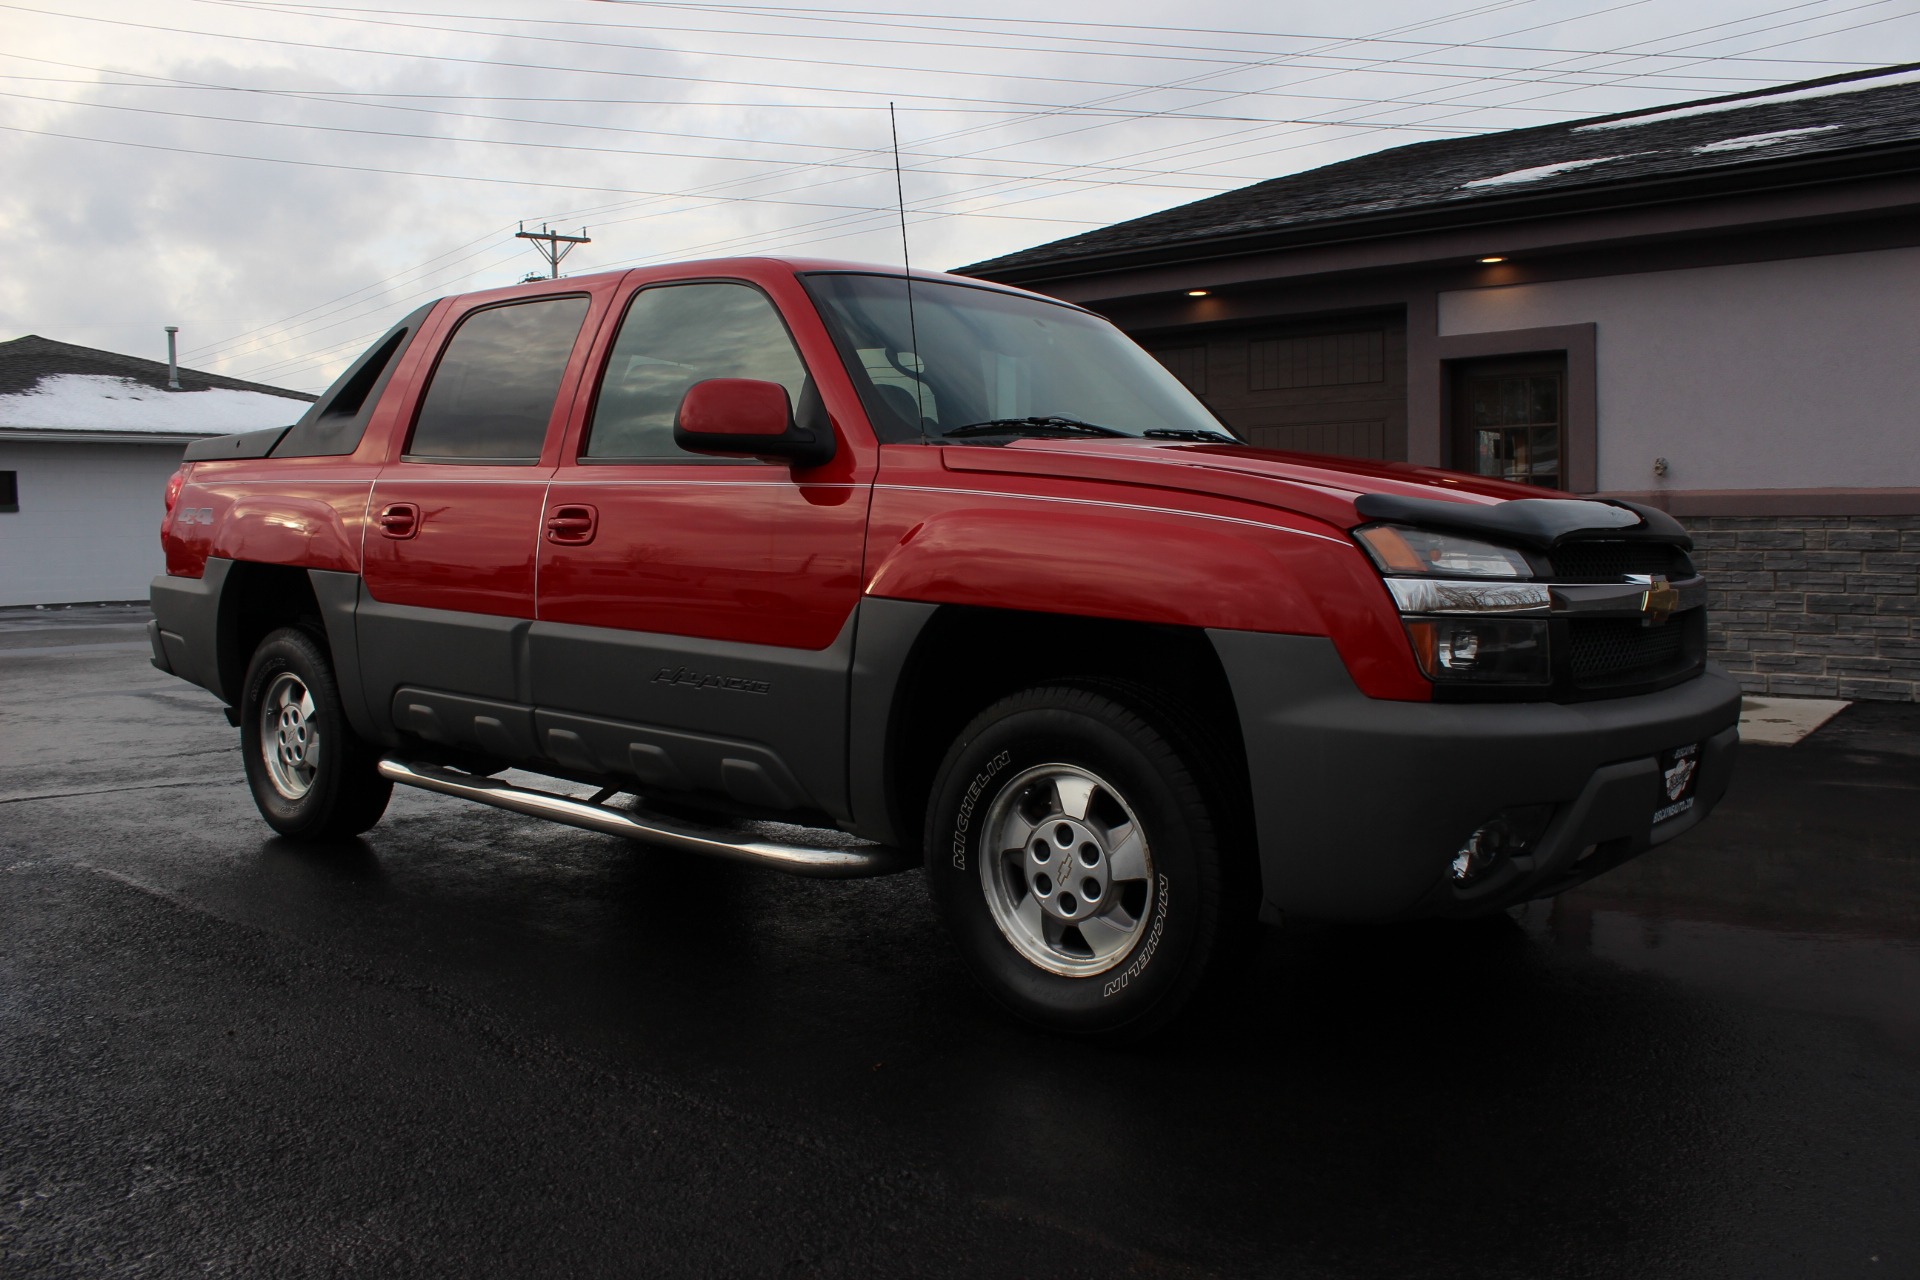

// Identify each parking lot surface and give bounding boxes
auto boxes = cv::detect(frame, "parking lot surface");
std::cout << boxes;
[3,605,1917,1278]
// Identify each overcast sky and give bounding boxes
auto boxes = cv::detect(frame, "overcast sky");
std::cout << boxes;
[2,0,1914,392]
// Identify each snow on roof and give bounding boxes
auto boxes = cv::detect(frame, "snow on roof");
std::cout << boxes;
[1692,126,1843,154]
[1577,67,1920,131]
[1462,155,1633,189]
[0,374,307,434]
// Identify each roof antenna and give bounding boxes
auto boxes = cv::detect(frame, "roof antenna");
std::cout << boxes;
[889,103,928,444]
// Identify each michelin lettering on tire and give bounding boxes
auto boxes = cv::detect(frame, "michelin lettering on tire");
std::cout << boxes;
[950,749,1011,871]
[1102,873,1170,997]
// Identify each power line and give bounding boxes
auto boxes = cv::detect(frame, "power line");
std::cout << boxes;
[0,87,1252,191]
[0,65,1371,172]
[3,1,1715,123]
[0,120,1111,223]
[592,0,1888,65]
[202,0,1848,88]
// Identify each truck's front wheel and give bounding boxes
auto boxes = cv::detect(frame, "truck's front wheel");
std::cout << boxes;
[924,684,1247,1039]
[239,627,392,841]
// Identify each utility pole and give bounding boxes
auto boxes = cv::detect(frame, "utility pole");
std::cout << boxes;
[515,222,590,279]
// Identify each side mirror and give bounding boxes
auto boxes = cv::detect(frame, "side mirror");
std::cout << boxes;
[673,378,836,469]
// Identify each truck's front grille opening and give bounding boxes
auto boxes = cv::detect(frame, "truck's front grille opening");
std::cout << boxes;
[1566,611,1705,691]
[1549,540,1695,583]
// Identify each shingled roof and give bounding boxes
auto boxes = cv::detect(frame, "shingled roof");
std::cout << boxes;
[961,63,1920,281]
[0,334,314,401]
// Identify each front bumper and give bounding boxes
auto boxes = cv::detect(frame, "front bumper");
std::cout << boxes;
[1209,631,1743,921]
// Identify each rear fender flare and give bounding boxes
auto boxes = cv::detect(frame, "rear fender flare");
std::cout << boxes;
[208,496,359,574]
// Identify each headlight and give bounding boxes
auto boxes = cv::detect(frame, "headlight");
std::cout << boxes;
[1355,523,1553,687]
[1354,524,1534,578]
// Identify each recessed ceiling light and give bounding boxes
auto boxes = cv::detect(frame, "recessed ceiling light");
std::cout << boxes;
[1479,256,1507,264]
[1186,289,1210,297]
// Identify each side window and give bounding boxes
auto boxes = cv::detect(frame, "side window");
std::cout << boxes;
[407,296,590,462]
[585,282,807,460]
[275,303,432,459]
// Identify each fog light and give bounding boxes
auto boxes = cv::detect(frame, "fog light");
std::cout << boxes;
[1443,627,1480,667]
[1450,805,1555,884]
[1403,617,1551,686]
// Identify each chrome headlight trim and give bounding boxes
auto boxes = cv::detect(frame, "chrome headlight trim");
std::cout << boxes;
[1386,579,1552,615]
[1384,575,1707,618]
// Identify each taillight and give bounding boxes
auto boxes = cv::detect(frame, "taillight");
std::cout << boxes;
[163,466,187,535]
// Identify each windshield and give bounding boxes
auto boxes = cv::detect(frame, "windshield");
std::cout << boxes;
[804,273,1235,443]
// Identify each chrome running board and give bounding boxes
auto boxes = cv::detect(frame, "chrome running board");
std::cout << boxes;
[378,757,914,879]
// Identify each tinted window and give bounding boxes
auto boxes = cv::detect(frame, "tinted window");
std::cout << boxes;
[408,296,589,461]
[805,273,1229,443]
[585,282,807,459]
[276,303,432,458]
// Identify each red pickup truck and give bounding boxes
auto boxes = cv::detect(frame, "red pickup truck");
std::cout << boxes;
[151,258,1739,1036]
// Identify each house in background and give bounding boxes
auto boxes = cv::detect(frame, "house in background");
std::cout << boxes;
[0,335,313,606]
[962,64,1920,702]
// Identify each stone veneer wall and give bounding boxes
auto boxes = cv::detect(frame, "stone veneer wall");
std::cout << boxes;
[1683,515,1920,702]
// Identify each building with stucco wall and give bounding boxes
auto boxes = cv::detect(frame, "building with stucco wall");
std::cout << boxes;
[0,336,314,606]
[962,64,1920,702]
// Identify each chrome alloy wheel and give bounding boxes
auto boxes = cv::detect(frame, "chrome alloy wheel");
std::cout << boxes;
[978,763,1155,977]
[260,671,322,800]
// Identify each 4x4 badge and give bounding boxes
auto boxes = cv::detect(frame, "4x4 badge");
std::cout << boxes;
[1642,575,1680,623]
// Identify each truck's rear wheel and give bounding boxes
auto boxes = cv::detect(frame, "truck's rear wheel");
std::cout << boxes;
[924,684,1247,1039]
[239,627,391,841]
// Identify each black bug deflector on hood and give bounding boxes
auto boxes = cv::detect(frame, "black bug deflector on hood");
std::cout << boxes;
[1352,493,1690,551]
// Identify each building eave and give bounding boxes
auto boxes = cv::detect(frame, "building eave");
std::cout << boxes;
[0,427,215,445]
[962,139,1920,288]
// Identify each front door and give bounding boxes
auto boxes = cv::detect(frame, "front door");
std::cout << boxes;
[531,277,873,817]
[359,292,599,756]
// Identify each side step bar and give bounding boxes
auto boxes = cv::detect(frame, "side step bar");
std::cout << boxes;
[378,758,915,880]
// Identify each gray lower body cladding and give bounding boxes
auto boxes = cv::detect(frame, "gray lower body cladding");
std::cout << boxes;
[1209,630,1743,922]
[149,561,233,700]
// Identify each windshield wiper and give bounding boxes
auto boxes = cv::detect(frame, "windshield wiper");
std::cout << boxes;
[942,416,1129,439]
[1143,428,1239,443]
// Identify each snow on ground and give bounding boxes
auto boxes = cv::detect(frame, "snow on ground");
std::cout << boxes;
[0,374,306,433]
[1692,126,1843,154]
[1462,156,1632,189]
[1577,68,1920,131]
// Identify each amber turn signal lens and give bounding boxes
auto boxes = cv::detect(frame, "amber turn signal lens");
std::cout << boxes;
[1354,525,1428,574]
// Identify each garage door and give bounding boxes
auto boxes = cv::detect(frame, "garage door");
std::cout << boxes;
[1142,312,1407,461]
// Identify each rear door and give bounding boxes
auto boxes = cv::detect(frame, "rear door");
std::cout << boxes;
[530,272,876,818]
[359,286,612,758]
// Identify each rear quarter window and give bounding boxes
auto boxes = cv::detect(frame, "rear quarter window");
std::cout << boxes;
[274,303,433,459]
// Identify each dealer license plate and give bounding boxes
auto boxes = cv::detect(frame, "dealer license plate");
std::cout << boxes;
[1652,742,1700,825]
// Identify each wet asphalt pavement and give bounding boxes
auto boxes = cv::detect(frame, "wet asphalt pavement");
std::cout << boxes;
[3,606,1917,1279]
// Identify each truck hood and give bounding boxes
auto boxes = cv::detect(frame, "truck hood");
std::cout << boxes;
[940,438,1687,546]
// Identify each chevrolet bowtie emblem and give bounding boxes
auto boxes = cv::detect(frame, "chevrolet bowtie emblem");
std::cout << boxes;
[1642,575,1680,623]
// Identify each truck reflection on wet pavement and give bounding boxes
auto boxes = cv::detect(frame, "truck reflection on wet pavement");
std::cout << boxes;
[3,608,1916,1278]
